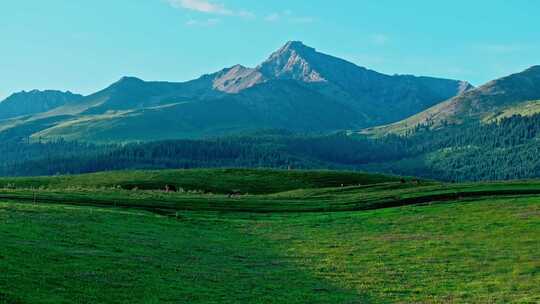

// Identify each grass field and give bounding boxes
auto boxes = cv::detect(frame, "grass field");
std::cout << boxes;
[1,169,539,303]
[0,169,402,195]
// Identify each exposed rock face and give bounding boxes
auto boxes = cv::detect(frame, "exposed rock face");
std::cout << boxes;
[212,65,263,93]
[258,41,327,82]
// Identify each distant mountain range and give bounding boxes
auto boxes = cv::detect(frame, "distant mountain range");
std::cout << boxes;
[0,41,471,142]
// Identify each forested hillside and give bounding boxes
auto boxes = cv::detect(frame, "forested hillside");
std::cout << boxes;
[2,113,540,181]
[363,114,540,181]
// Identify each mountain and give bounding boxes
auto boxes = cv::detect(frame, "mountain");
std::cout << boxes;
[262,42,472,118]
[366,66,540,135]
[0,41,471,142]
[0,90,83,120]
[214,41,473,123]
[27,80,362,142]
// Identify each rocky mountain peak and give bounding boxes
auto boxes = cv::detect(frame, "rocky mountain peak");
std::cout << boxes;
[213,42,325,93]
[278,41,315,53]
[258,41,326,82]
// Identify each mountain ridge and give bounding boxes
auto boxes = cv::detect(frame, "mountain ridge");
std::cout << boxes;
[0,41,471,142]
[364,65,540,136]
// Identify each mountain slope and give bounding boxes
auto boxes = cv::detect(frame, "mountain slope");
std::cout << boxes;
[0,41,470,142]
[366,66,540,135]
[32,80,363,142]
[238,41,473,123]
[0,90,83,120]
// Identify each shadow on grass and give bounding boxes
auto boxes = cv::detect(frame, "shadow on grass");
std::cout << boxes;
[0,203,371,303]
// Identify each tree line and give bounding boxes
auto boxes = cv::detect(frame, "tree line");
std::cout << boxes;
[1,114,540,182]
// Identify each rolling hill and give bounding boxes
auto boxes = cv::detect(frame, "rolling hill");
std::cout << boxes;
[0,41,471,143]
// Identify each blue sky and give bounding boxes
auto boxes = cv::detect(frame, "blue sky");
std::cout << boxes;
[1,0,539,99]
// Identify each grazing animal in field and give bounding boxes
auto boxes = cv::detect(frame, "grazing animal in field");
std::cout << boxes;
[164,184,177,192]
[228,189,242,198]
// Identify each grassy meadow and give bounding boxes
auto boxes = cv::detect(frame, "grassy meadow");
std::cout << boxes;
[0,169,402,195]
[1,169,539,303]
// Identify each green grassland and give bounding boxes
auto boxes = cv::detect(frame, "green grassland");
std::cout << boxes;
[0,169,402,195]
[485,99,540,122]
[1,169,539,303]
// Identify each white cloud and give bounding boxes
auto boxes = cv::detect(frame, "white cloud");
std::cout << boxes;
[168,0,231,15]
[167,0,255,18]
